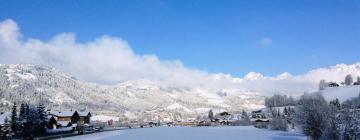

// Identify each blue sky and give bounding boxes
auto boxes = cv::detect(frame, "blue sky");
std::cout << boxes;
[0,0,359,77]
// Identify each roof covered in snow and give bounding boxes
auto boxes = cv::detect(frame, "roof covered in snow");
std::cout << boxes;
[49,110,91,117]
[50,111,75,117]
[78,111,91,117]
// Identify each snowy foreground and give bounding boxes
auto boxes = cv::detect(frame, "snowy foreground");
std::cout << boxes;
[60,126,306,140]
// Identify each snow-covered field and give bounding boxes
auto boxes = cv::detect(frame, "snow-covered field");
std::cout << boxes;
[60,126,306,140]
[322,85,360,102]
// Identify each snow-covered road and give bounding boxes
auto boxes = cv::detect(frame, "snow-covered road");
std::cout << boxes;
[60,126,306,140]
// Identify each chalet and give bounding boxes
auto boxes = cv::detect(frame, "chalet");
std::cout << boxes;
[251,110,267,119]
[48,110,91,128]
[147,121,158,127]
[250,109,269,128]
[216,112,232,125]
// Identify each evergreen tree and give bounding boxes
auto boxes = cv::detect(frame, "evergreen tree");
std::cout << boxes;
[286,107,296,130]
[27,106,37,134]
[37,104,47,134]
[10,103,17,134]
[329,98,341,110]
[283,107,288,116]
[208,110,214,121]
[265,94,296,107]
[19,103,27,123]
[18,103,33,139]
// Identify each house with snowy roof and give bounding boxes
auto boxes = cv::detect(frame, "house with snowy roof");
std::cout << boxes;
[48,110,91,128]
[215,112,232,125]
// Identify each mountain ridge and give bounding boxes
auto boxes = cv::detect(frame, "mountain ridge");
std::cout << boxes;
[0,64,265,121]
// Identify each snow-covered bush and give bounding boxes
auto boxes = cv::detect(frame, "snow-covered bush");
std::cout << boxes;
[321,99,341,140]
[232,110,251,126]
[269,109,287,131]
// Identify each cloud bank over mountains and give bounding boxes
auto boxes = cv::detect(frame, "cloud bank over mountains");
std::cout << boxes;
[0,19,359,96]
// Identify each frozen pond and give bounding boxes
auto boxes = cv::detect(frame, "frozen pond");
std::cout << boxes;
[60,126,306,140]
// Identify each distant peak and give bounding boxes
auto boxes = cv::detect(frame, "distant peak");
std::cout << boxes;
[244,72,264,80]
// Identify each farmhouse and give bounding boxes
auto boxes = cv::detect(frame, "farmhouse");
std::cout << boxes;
[250,110,270,128]
[48,110,91,128]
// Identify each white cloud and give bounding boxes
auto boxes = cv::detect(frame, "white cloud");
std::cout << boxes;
[260,38,272,46]
[0,19,359,96]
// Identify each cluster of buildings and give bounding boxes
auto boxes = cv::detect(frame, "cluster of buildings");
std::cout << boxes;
[0,108,288,131]
[177,111,247,127]
[250,110,270,128]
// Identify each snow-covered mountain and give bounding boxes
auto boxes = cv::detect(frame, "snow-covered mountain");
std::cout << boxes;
[0,64,265,121]
[1,63,360,121]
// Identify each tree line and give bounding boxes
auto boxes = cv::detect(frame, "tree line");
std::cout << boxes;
[0,103,48,140]
[319,74,360,90]
[265,94,296,107]
[267,92,360,140]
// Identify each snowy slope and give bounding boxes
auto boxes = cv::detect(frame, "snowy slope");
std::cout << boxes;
[166,103,192,113]
[2,63,360,121]
[92,115,120,122]
[321,85,360,102]
[0,64,265,121]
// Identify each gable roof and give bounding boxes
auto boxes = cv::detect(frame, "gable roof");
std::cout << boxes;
[78,111,91,117]
[49,110,91,117]
[50,111,75,117]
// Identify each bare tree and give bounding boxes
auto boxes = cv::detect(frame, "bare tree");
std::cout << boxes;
[319,80,327,90]
[345,74,353,86]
